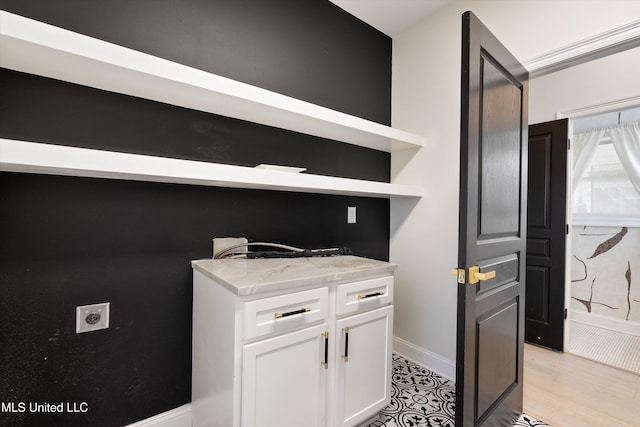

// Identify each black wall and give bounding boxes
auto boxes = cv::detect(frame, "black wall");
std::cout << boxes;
[0,1,392,426]
[0,0,391,124]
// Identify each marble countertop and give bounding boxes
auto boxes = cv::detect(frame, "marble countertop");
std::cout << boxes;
[191,255,396,296]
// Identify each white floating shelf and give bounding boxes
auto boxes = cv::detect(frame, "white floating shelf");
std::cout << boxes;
[0,140,423,199]
[0,11,424,153]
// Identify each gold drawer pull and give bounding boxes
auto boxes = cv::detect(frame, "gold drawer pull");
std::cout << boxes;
[274,307,311,319]
[358,291,384,300]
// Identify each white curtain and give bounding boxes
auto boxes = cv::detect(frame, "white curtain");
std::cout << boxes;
[573,128,605,194]
[573,122,640,196]
[610,122,640,195]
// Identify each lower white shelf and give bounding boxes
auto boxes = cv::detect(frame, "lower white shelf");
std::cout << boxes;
[0,139,423,198]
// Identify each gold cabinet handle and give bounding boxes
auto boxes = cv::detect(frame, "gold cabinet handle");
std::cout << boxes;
[358,291,384,300]
[342,327,350,362]
[274,307,311,319]
[321,331,329,369]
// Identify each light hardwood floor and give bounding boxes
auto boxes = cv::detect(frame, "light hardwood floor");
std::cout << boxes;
[524,343,640,427]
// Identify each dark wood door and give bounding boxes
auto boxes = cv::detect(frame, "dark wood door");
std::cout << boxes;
[526,119,569,351]
[456,11,529,427]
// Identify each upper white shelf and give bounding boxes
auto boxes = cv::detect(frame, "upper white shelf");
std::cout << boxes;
[0,11,424,153]
[0,139,423,198]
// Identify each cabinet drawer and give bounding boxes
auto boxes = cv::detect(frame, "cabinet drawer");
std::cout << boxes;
[244,287,328,340]
[336,276,393,316]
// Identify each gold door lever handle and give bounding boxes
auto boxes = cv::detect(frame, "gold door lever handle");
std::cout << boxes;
[451,267,495,284]
[469,266,496,284]
[474,270,496,281]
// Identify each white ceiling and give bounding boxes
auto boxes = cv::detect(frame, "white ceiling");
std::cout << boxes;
[328,2,640,131]
[329,0,455,37]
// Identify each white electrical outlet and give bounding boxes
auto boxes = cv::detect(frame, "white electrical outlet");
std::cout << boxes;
[347,206,357,224]
[76,302,110,334]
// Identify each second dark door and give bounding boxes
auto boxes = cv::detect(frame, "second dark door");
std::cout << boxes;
[526,119,569,351]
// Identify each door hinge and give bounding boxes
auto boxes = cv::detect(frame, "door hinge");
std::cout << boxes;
[566,224,569,235]
[564,308,568,320]
[567,138,571,150]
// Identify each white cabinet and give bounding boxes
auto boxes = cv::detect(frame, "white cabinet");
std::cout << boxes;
[334,306,393,427]
[242,323,328,427]
[240,287,329,427]
[191,257,395,427]
[332,276,394,427]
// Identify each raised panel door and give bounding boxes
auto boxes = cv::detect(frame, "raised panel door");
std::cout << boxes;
[457,11,529,427]
[526,119,568,351]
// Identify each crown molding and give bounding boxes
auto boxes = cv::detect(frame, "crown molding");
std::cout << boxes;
[523,19,640,78]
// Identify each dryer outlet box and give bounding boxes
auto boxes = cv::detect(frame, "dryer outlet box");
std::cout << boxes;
[76,302,110,333]
[213,237,248,258]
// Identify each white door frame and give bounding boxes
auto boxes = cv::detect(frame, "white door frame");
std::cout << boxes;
[523,18,640,352]
[556,97,640,351]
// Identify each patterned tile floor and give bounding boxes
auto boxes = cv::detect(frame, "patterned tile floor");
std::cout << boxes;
[367,354,551,427]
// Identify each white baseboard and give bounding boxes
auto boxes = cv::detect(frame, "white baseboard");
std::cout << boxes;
[392,336,456,382]
[571,310,640,337]
[125,404,191,427]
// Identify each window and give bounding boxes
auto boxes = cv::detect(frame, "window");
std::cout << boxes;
[572,120,640,226]
[573,141,640,216]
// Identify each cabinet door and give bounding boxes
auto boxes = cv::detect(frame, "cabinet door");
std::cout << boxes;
[242,323,328,427]
[334,305,393,426]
